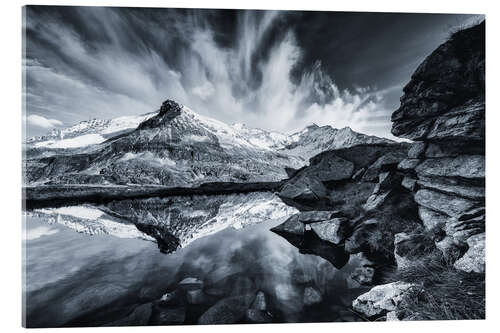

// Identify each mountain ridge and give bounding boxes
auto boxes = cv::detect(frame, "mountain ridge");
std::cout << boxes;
[24,99,395,187]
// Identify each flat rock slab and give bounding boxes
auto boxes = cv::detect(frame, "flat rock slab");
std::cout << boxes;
[414,189,478,217]
[415,155,485,179]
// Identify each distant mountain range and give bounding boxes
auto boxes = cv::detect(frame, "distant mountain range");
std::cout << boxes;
[24,99,394,186]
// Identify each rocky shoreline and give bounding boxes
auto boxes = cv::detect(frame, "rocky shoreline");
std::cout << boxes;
[271,20,485,321]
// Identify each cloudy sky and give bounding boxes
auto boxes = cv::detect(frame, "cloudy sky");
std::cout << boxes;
[23,6,483,138]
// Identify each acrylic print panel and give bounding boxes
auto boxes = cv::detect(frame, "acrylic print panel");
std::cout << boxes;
[22,5,485,327]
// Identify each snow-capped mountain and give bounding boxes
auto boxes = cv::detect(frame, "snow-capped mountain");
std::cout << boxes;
[103,192,298,252]
[24,99,394,186]
[283,123,394,160]
[28,192,298,253]
[26,112,156,149]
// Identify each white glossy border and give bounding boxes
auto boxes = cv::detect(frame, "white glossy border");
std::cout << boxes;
[1,0,498,332]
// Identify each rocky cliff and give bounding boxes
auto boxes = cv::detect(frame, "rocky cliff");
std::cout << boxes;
[392,21,485,274]
[271,21,485,321]
[350,21,485,321]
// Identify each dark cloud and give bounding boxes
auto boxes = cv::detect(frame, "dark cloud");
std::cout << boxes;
[23,6,482,138]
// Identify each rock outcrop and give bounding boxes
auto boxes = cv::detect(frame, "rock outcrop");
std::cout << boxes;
[278,143,409,211]
[391,21,485,273]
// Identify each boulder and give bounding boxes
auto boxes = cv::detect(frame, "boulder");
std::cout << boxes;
[270,214,304,236]
[198,294,255,325]
[361,151,408,182]
[245,309,273,323]
[398,158,420,171]
[303,286,323,306]
[394,233,416,270]
[152,306,186,325]
[349,266,375,286]
[386,311,401,321]
[418,206,448,230]
[435,236,467,262]
[310,217,350,244]
[454,233,485,273]
[445,207,485,243]
[408,142,426,159]
[414,189,478,217]
[105,303,152,326]
[279,175,329,208]
[250,291,267,311]
[352,281,418,318]
[307,155,355,181]
[417,178,485,200]
[415,155,485,179]
[363,190,392,212]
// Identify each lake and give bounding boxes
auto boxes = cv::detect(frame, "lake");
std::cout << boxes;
[23,193,369,327]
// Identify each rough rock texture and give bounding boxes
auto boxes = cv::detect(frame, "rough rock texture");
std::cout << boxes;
[389,21,485,273]
[310,217,350,244]
[278,143,408,211]
[453,233,485,273]
[352,282,418,318]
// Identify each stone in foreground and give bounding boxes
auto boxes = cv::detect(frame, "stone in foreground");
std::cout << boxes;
[352,281,417,318]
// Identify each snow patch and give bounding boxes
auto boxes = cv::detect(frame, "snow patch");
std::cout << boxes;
[34,134,106,149]
[52,206,104,220]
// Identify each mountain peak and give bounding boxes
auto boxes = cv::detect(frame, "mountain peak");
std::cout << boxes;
[306,123,319,129]
[137,99,183,130]
[159,99,182,116]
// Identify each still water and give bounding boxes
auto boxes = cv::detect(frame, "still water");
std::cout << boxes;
[23,197,369,327]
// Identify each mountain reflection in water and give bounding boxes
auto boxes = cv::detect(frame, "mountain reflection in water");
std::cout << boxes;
[23,195,369,327]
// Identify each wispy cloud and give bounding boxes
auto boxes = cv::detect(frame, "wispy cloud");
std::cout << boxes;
[24,7,400,138]
[24,114,63,129]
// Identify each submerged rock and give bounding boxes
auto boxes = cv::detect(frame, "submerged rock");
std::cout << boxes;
[245,309,273,323]
[251,291,268,311]
[152,306,186,325]
[303,286,323,306]
[198,294,255,325]
[104,303,153,326]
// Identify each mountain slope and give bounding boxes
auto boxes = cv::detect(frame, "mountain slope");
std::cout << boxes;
[24,100,395,187]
